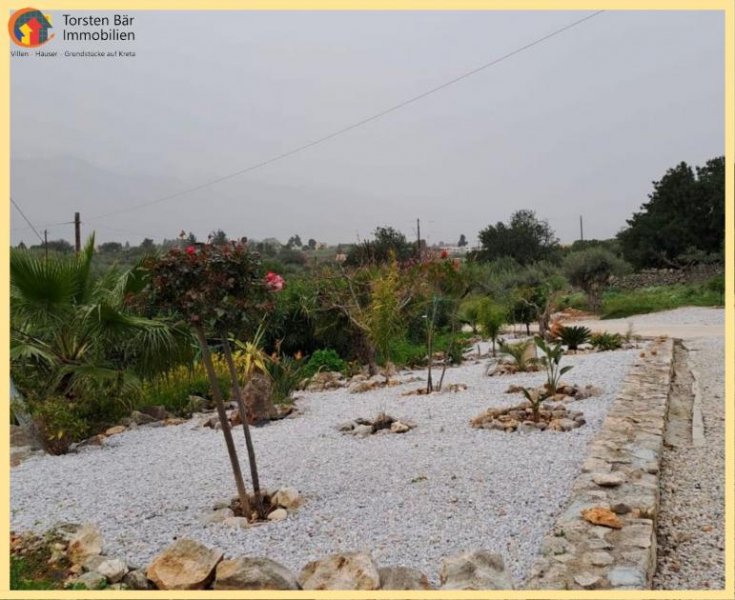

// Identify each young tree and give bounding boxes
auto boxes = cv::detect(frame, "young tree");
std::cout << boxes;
[477,299,506,357]
[142,243,280,519]
[563,248,630,313]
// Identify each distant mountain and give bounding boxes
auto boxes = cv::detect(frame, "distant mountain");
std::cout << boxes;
[11,156,393,246]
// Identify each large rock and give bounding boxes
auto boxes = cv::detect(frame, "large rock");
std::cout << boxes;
[379,566,432,589]
[298,552,380,590]
[272,487,302,510]
[130,410,158,425]
[242,374,277,425]
[146,539,223,590]
[96,557,128,583]
[139,405,170,421]
[67,524,103,565]
[440,550,513,590]
[214,557,300,590]
[123,569,152,590]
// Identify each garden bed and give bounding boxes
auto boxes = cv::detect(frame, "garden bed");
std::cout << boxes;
[10,342,638,587]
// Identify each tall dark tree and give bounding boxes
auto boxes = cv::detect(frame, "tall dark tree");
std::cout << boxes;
[618,157,724,269]
[457,234,468,247]
[473,210,558,265]
[308,238,317,250]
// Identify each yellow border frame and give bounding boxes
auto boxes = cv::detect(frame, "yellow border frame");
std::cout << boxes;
[2,1,733,599]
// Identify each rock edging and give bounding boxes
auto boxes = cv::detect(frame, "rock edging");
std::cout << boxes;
[526,337,675,590]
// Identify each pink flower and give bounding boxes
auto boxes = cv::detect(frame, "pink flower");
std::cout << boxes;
[185,245,196,255]
[265,271,285,292]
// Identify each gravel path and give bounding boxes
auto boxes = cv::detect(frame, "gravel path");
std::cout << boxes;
[11,346,637,585]
[566,306,724,340]
[653,335,726,589]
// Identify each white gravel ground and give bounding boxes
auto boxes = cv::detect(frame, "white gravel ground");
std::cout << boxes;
[11,344,637,585]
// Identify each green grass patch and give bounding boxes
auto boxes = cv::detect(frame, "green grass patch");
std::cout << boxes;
[10,535,70,591]
[600,280,723,319]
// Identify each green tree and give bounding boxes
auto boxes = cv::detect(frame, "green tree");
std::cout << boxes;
[618,157,724,269]
[457,233,468,247]
[563,248,630,313]
[473,210,559,265]
[308,238,317,250]
[346,226,413,266]
[287,234,302,248]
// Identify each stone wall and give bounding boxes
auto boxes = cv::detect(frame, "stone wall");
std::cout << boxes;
[526,337,675,590]
[611,264,722,291]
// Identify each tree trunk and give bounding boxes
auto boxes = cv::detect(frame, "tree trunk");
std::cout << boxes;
[193,325,251,518]
[220,333,265,519]
[491,338,496,357]
[365,343,378,377]
[426,326,434,393]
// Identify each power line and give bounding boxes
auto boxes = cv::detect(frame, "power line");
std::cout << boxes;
[85,10,604,223]
[10,197,44,243]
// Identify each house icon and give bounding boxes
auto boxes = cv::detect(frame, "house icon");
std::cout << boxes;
[10,9,53,47]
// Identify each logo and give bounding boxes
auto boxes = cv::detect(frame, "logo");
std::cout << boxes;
[8,7,54,47]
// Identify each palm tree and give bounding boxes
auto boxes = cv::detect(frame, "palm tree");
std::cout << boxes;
[10,234,192,407]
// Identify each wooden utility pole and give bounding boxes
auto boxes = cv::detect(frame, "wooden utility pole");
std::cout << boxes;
[43,229,48,260]
[74,212,81,253]
[416,218,421,258]
[579,215,584,242]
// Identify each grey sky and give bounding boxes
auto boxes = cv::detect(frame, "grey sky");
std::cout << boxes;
[10,10,724,247]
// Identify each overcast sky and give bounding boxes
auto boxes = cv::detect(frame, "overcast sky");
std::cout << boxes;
[10,10,724,247]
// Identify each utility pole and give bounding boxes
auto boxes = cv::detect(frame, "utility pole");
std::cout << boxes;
[44,229,48,260]
[74,212,81,253]
[579,215,584,242]
[416,218,421,258]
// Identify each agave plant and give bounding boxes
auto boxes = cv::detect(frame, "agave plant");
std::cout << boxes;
[556,325,591,352]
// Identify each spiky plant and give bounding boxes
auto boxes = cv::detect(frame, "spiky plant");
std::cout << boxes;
[590,331,624,351]
[556,325,591,352]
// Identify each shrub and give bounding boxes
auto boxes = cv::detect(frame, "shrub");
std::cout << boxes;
[556,325,591,351]
[590,331,624,351]
[302,349,347,378]
[266,354,306,404]
[30,397,90,455]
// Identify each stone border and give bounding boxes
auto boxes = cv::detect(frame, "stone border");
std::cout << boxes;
[526,337,675,590]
